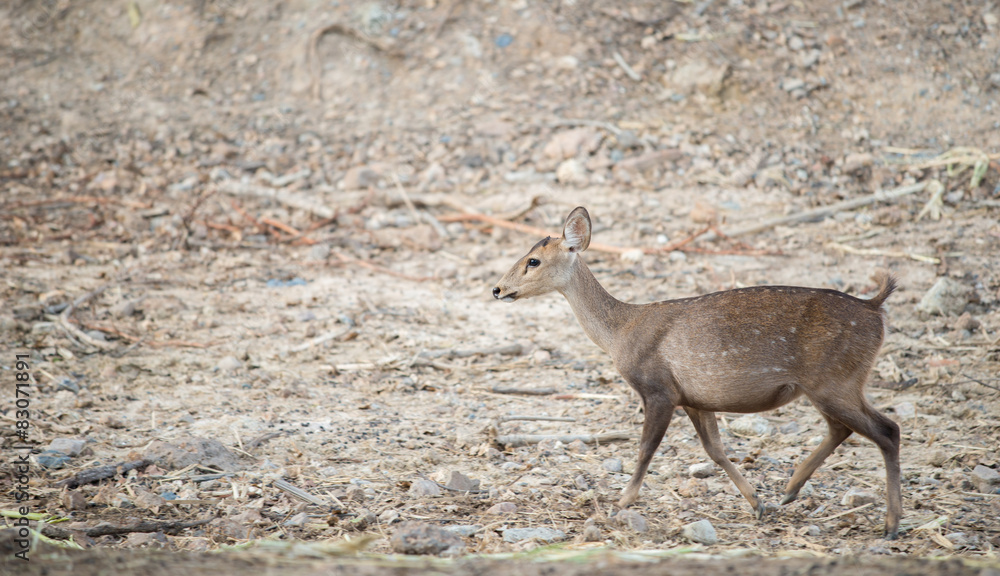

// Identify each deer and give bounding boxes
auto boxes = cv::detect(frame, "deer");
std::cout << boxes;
[492,206,902,539]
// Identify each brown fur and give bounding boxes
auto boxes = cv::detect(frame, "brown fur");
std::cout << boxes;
[493,207,902,539]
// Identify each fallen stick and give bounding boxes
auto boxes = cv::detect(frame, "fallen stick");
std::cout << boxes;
[59,284,117,351]
[1,195,152,211]
[825,241,940,264]
[498,415,576,423]
[813,502,875,522]
[41,518,211,540]
[420,344,523,360]
[272,478,328,506]
[612,50,642,81]
[55,459,150,488]
[288,326,356,353]
[495,431,635,448]
[717,181,928,238]
[490,386,557,396]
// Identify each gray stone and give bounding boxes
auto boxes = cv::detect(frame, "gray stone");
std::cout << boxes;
[47,438,86,457]
[972,464,1000,493]
[728,415,774,437]
[614,509,648,533]
[486,501,517,514]
[601,458,623,473]
[502,527,568,544]
[583,524,602,542]
[443,470,480,492]
[916,277,972,316]
[145,436,241,472]
[681,519,717,545]
[408,479,442,497]
[216,356,242,371]
[391,521,466,556]
[665,60,730,96]
[556,158,588,185]
[443,524,482,537]
[689,462,715,478]
[841,486,878,507]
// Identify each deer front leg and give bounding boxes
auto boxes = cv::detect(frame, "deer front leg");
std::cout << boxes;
[619,394,674,507]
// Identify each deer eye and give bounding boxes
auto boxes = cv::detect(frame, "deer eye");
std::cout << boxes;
[527,258,541,268]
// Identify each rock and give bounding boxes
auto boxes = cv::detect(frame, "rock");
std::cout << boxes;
[954,312,981,332]
[893,401,916,419]
[728,415,774,437]
[145,437,241,472]
[574,474,590,490]
[779,421,800,434]
[664,60,730,96]
[565,439,589,454]
[842,152,875,174]
[583,524,602,542]
[681,519,717,545]
[442,470,480,492]
[502,527,567,544]
[689,462,716,478]
[37,450,71,469]
[601,458,623,473]
[408,479,442,497]
[841,487,878,507]
[341,166,380,190]
[800,525,822,537]
[916,277,972,316]
[284,512,309,527]
[444,524,482,537]
[971,465,1000,494]
[780,78,806,92]
[47,438,86,457]
[378,509,400,525]
[614,509,648,533]
[486,501,517,514]
[347,509,377,531]
[390,522,466,556]
[216,356,242,371]
[556,158,588,185]
[345,485,367,502]
[543,128,601,160]
[677,478,708,497]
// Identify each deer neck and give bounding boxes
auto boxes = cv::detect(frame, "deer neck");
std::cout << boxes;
[558,258,637,354]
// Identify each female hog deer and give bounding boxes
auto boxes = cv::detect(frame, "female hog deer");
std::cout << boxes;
[492,206,902,539]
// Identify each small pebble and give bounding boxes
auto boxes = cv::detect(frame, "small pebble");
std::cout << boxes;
[614,509,648,533]
[409,479,442,497]
[841,486,878,507]
[502,527,567,543]
[601,458,623,473]
[486,501,517,514]
[681,519,717,545]
[689,462,716,478]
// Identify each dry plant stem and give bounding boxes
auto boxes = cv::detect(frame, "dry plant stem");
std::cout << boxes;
[59,284,117,351]
[42,518,211,540]
[718,181,929,238]
[498,415,576,423]
[826,241,941,264]
[55,459,150,488]
[0,195,152,211]
[490,385,557,396]
[289,326,356,352]
[613,50,643,81]
[495,432,635,448]
[219,180,336,219]
[272,478,328,506]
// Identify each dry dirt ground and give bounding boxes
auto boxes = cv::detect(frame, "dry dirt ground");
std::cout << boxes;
[2,0,1000,574]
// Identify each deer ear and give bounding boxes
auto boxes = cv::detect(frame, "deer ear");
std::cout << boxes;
[562,207,591,253]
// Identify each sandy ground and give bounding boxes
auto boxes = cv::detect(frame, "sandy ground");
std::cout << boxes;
[2,0,999,573]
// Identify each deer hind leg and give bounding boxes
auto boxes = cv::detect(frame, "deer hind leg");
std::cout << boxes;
[781,414,852,505]
[684,407,764,519]
[619,393,674,507]
[820,399,902,539]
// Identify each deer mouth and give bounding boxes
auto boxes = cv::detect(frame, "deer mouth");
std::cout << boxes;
[493,287,518,302]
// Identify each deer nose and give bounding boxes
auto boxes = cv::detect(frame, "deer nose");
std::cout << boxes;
[492,287,501,299]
